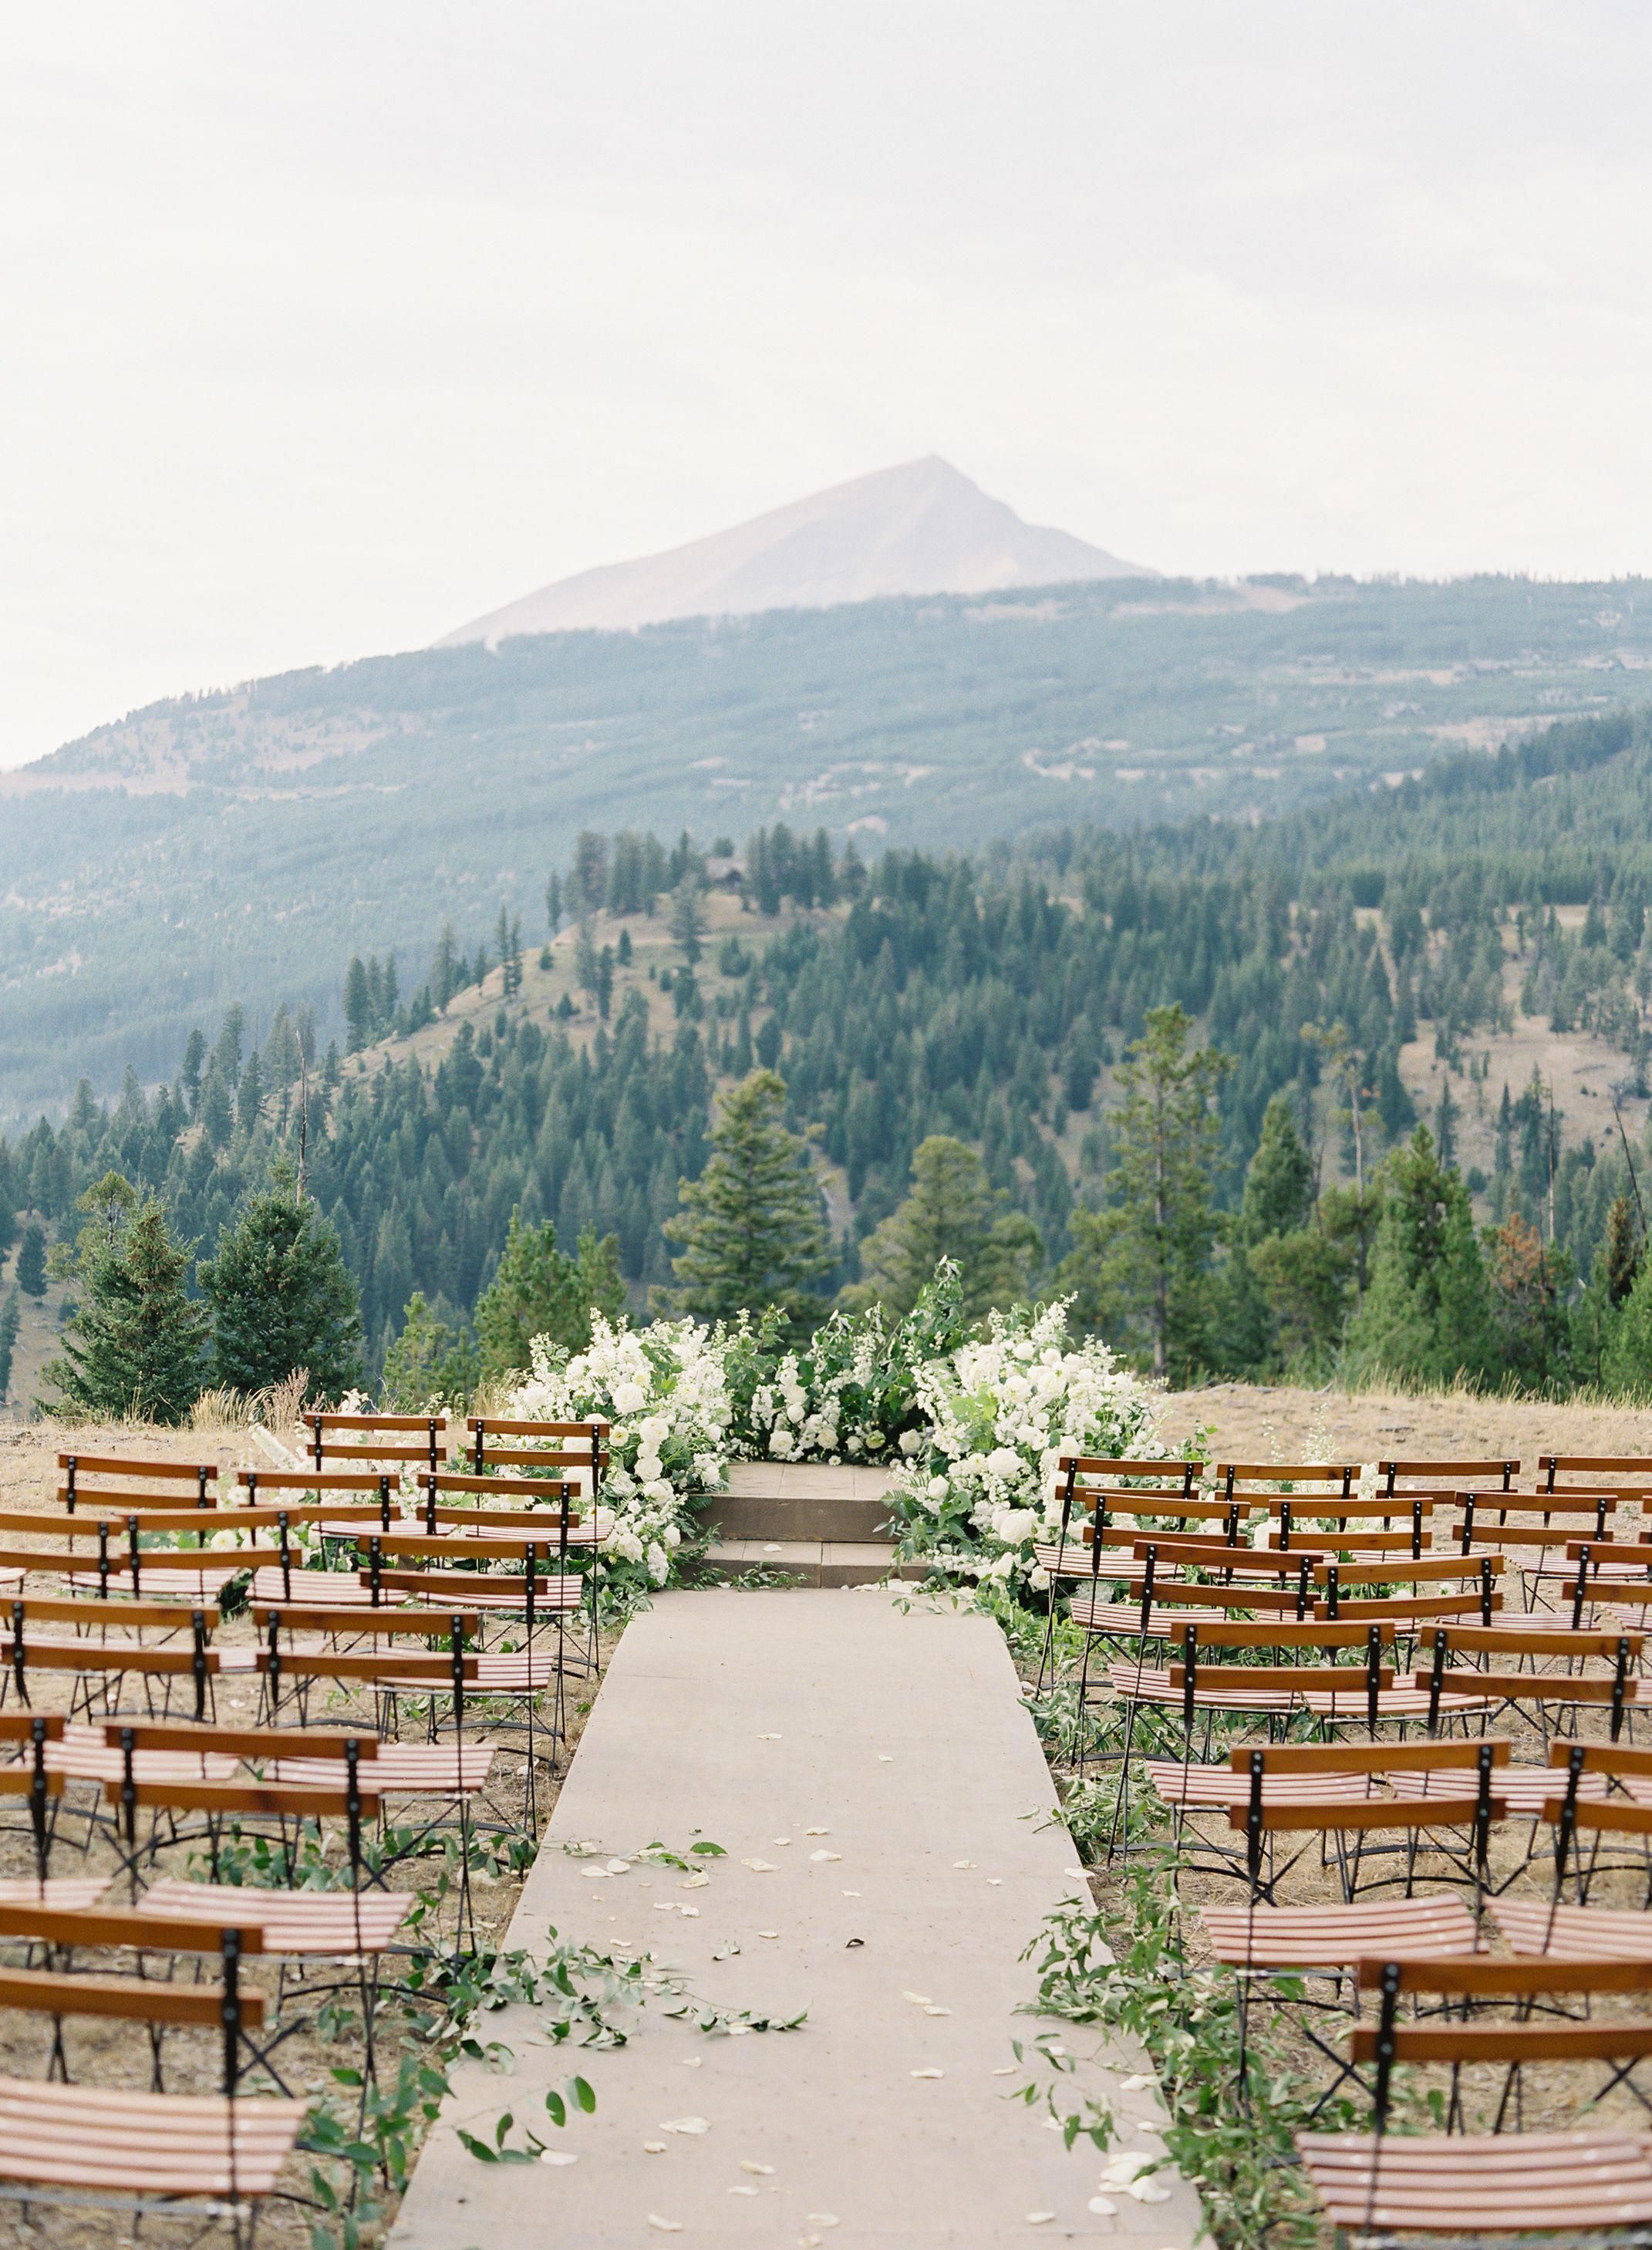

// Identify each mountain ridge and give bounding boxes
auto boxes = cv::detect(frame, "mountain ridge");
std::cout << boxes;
[437,455,1155,646]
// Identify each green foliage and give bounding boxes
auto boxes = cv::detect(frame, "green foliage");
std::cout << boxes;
[14,1222,46,1297]
[847,1136,1041,1317]
[1057,1006,1229,1378]
[41,1183,207,1422]
[379,1291,480,1410]
[1018,1874,1335,2248]
[199,1163,362,1398]
[665,1070,833,1329]
[0,1289,17,1400]
[1344,1126,1496,1384]
[473,1210,625,1380]
[1240,1095,1313,1242]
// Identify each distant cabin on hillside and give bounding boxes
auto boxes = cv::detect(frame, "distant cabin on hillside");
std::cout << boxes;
[703,854,744,892]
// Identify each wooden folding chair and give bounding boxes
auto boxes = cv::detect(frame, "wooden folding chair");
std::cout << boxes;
[57,1452,218,1516]
[464,1414,609,1496]
[0,1923,304,2234]
[1415,1628,1649,1745]
[303,1411,447,1473]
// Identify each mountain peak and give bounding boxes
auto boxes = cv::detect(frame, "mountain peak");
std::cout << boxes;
[437,457,1154,646]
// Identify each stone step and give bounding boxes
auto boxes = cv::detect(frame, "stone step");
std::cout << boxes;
[699,1537,923,1589]
[703,1492,892,1541]
[697,1460,901,1546]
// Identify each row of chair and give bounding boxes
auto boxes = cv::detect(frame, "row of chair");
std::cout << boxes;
[1039,1451,1652,2244]
[0,1415,615,2236]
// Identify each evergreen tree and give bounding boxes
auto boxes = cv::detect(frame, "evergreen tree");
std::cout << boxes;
[343,957,373,1052]
[848,1135,1040,1317]
[545,872,563,937]
[669,875,706,966]
[1344,1127,1495,1384]
[42,1199,207,1422]
[0,1289,19,1401]
[15,1223,46,1298]
[1241,1095,1313,1241]
[381,1290,480,1408]
[432,923,460,1012]
[198,1164,362,1398]
[1057,1006,1229,1377]
[664,1070,831,1328]
[1604,1194,1642,1307]
[473,1211,625,1377]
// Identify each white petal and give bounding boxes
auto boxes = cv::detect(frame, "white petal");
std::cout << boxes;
[1087,2195,1118,2217]
[679,1904,700,1917]
[741,1859,778,1873]
[1026,2216,1056,2227]
[681,2057,702,2070]
[804,1827,830,1836]
[991,2066,1016,2076]
[539,2150,578,2166]
[952,1860,975,1870]
[901,1992,932,2005]
[1128,2182,1173,2204]
[681,1873,710,1889]
[739,2161,775,2175]
[809,1850,841,1863]
[878,1754,894,1762]
[642,2141,667,2154]
[1120,2073,1156,2092]
[605,1857,632,1874]
[660,2117,710,2135]
[807,2216,840,2228]
[757,1732,781,1740]
[728,2184,760,2196]
[911,2068,944,2080]
[647,2219,684,2234]
[758,1929,780,1939]
[581,1866,609,1881]
[923,2006,952,2017]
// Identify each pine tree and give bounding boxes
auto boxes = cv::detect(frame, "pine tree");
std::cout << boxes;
[1605,1194,1642,1307]
[848,1135,1040,1317]
[198,1164,362,1398]
[15,1223,47,1298]
[1241,1095,1313,1241]
[0,1289,19,1401]
[1057,1005,1229,1376]
[42,1199,207,1422]
[664,1070,832,1327]
[431,923,460,1012]
[473,1211,625,1377]
[343,956,373,1052]
[544,873,563,937]
[669,875,706,966]
[1344,1127,1495,1385]
[381,1290,480,1408]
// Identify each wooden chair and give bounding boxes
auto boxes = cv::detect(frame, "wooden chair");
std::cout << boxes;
[57,1452,218,1515]
[0,1924,304,2228]
[1296,1956,1652,2237]
[464,1415,609,1496]
[1414,1626,1647,1742]
[303,1411,447,1473]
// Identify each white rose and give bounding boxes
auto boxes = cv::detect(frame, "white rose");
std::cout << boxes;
[898,1430,921,1456]
[643,1478,674,1504]
[639,1415,669,1447]
[769,1429,795,1459]
[646,1543,668,1585]
[985,1447,1022,1482]
[612,1381,647,1415]
[847,1435,863,1455]
[926,1476,949,1501]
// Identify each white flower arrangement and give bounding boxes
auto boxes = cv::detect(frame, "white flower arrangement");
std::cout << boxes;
[885,1299,1168,1586]
[506,1314,732,1592]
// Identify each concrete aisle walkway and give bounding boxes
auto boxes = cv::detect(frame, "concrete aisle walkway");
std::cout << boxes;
[389,1590,1202,2248]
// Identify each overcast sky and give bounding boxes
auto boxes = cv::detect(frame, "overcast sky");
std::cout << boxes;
[4,2,1650,768]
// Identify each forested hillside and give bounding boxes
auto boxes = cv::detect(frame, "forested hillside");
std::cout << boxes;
[3,572,1649,1118]
[7,706,1652,1409]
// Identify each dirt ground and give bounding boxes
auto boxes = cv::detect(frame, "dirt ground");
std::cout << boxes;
[0,1412,615,2250]
[1160,1378,1652,1468]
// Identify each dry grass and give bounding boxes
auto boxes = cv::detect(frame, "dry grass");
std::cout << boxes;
[1161,1378,1652,1467]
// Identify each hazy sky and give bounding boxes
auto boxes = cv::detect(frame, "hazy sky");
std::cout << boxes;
[5,2,1651,768]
